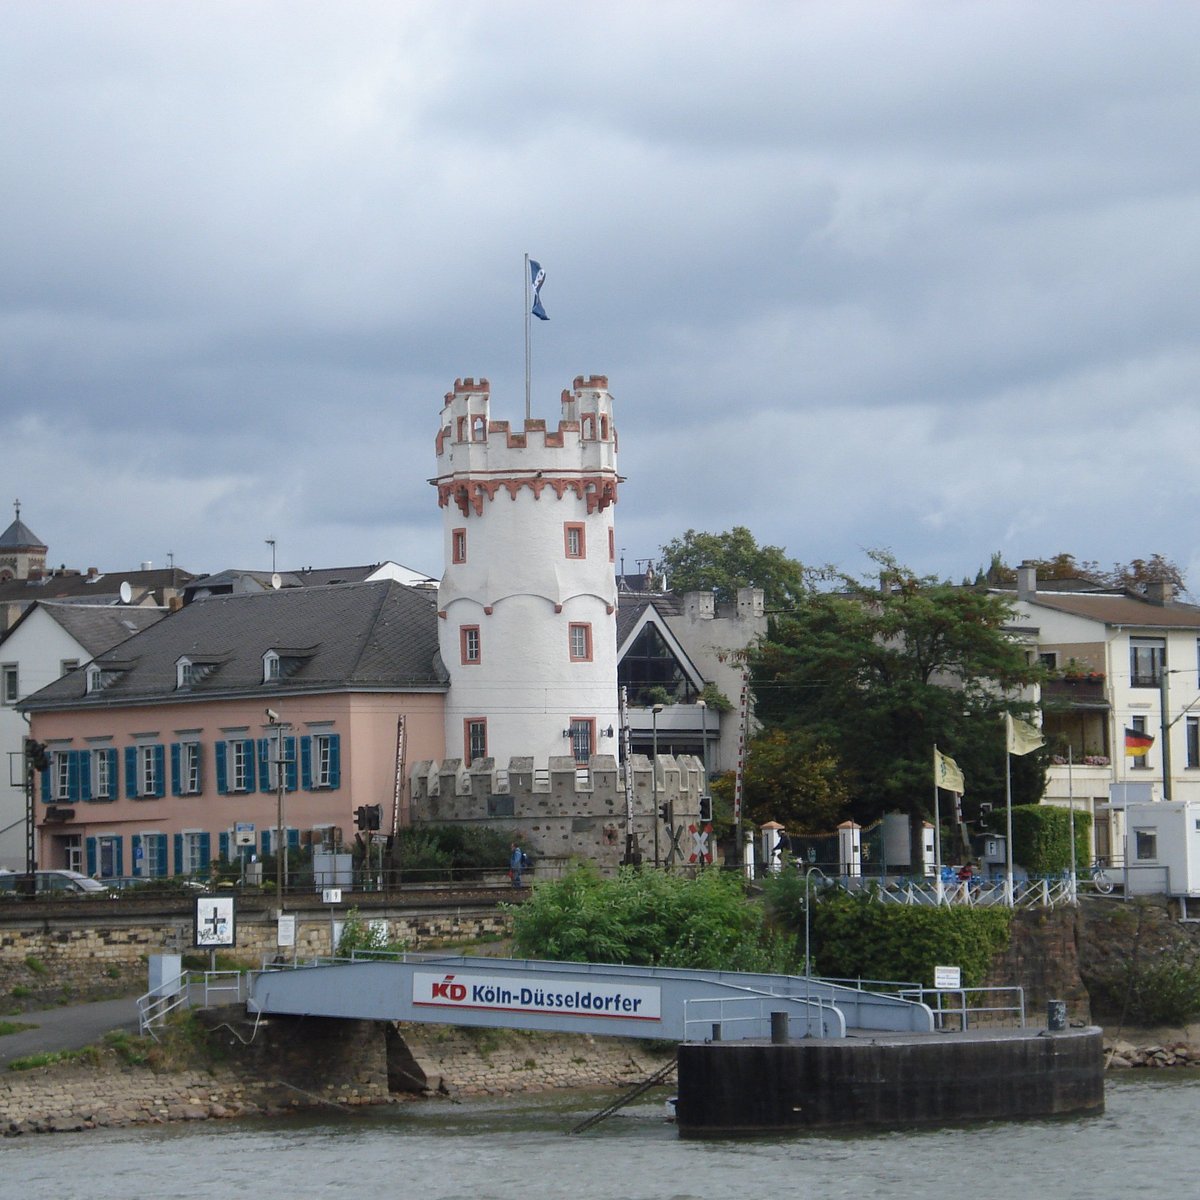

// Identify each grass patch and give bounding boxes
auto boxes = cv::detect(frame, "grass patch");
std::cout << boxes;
[0,1020,37,1037]
[23,957,47,976]
[8,1045,100,1071]
[10,986,31,999]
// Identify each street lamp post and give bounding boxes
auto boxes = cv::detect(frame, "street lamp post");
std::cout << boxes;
[652,703,663,868]
[804,866,828,979]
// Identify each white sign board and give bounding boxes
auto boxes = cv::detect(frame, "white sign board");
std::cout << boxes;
[194,896,236,948]
[322,887,342,904]
[934,965,962,990]
[277,914,296,948]
[412,970,662,1023]
[235,822,256,847]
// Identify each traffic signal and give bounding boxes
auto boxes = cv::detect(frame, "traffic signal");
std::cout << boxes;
[658,802,670,822]
[698,794,713,824]
[24,739,50,772]
[355,804,382,831]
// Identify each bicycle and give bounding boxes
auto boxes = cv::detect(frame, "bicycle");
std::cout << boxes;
[1084,863,1114,895]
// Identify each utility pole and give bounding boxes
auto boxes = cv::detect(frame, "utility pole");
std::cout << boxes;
[1160,668,1172,801]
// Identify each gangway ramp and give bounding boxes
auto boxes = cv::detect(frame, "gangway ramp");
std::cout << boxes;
[247,954,934,1042]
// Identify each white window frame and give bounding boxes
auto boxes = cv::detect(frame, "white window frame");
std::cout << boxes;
[143,833,166,877]
[1134,829,1158,861]
[181,831,205,876]
[1,663,17,705]
[91,748,112,800]
[313,733,334,788]
[54,752,72,801]
[181,741,201,794]
[1130,715,1152,770]
[263,651,281,683]
[231,739,252,792]
[176,658,194,689]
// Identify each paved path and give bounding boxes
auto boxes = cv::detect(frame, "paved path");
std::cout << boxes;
[0,996,140,1068]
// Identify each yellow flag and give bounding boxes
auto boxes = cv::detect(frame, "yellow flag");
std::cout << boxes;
[1006,713,1045,756]
[934,748,965,793]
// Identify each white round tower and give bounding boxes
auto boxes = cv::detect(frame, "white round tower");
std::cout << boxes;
[433,375,621,767]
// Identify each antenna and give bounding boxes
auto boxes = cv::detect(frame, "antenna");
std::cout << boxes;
[271,573,282,591]
[118,581,132,605]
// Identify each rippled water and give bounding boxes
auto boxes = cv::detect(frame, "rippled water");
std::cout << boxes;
[5,1074,1197,1199]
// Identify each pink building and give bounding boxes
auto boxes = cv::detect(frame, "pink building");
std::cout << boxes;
[22,580,445,880]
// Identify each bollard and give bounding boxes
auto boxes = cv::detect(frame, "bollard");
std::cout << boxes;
[711,1023,722,1042]
[770,1011,789,1044]
[1047,999,1067,1031]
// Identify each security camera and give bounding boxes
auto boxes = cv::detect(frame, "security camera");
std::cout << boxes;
[265,708,279,723]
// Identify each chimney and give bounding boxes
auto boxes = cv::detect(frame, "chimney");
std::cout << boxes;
[1016,562,1037,602]
[87,566,98,578]
[1145,579,1174,606]
[140,561,152,572]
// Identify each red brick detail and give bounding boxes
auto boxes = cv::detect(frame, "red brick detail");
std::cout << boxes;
[483,606,493,615]
[554,604,563,614]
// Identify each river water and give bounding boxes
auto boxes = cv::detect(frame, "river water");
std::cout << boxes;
[5,1073,1196,1198]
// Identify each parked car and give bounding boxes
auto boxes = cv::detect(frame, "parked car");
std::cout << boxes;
[0,869,109,897]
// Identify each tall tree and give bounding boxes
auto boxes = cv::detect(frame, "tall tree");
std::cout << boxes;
[657,526,806,608]
[751,553,1046,834]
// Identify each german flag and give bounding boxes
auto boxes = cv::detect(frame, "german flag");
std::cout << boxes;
[1124,728,1154,757]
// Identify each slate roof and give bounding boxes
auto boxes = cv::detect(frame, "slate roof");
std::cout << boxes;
[0,518,45,550]
[37,602,165,656]
[21,579,446,711]
[0,567,194,606]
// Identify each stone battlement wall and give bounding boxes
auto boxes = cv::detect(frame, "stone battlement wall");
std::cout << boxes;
[410,753,708,871]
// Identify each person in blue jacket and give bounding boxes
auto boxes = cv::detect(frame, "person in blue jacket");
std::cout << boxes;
[510,841,525,888]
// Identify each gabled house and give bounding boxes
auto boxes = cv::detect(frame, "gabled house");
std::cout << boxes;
[0,600,166,869]
[616,583,766,777]
[1000,563,1200,865]
[19,580,446,881]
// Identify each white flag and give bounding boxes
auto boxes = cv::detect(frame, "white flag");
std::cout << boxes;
[1006,713,1045,756]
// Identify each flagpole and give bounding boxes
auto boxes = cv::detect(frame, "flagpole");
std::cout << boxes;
[932,745,943,905]
[1004,716,1015,908]
[1068,745,1077,904]
[524,253,532,422]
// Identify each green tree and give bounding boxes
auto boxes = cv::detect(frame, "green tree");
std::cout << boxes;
[657,526,807,608]
[983,551,1187,595]
[710,729,848,833]
[752,552,1046,833]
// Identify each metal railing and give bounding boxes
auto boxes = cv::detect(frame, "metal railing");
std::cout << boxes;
[136,968,248,1038]
[681,988,842,1042]
[898,985,1025,1030]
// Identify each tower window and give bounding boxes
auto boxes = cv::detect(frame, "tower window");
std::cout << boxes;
[460,625,481,665]
[564,523,586,559]
[465,718,488,762]
[569,623,593,662]
[568,718,594,765]
[452,528,467,564]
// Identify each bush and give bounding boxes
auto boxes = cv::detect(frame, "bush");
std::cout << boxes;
[1087,952,1200,1026]
[509,864,795,972]
[762,879,1011,987]
[391,824,513,882]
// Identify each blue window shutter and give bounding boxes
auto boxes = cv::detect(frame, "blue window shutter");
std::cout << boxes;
[76,750,90,802]
[328,735,341,790]
[258,738,270,792]
[300,736,312,790]
[115,837,124,877]
[41,765,51,804]
[261,829,272,856]
[244,740,256,792]
[131,834,142,877]
[287,827,300,849]
[86,837,97,876]
[171,743,181,796]
[215,742,228,794]
[154,744,166,797]
[156,834,168,877]
[285,736,298,792]
[219,831,230,861]
[174,833,184,876]
[199,832,211,872]
[125,746,138,798]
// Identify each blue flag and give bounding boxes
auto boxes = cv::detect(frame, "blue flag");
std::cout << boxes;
[530,259,549,321]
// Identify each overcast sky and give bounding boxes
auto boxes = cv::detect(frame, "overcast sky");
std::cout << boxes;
[4,1,1199,592]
